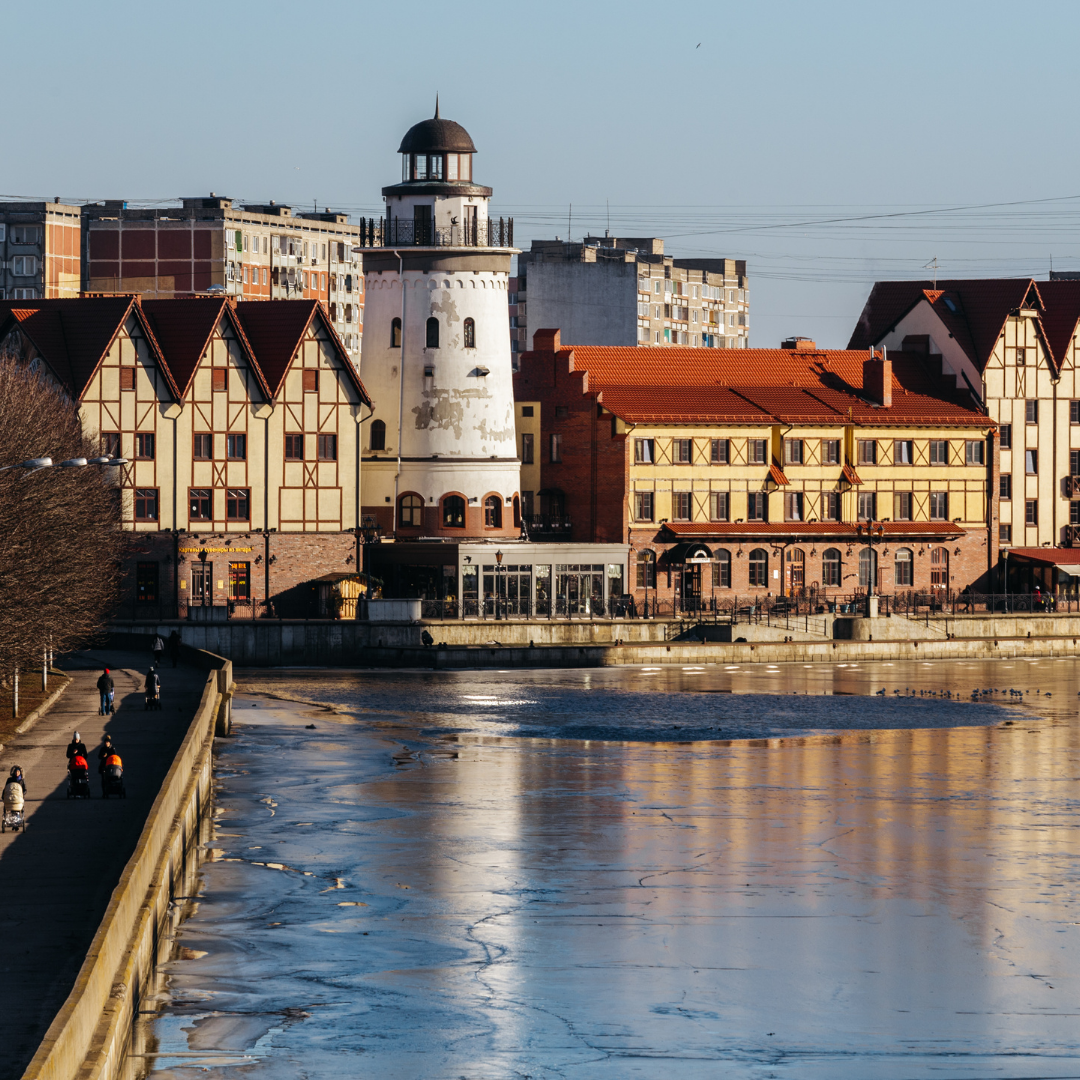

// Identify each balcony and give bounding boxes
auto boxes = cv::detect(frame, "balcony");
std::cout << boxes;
[353,216,514,249]
[1066,475,1080,497]
[524,514,572,539]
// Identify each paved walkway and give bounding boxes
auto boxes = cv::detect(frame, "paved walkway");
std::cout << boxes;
[0,650,209,1080]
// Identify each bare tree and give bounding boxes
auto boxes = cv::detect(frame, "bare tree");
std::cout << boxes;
[0,359,124,677]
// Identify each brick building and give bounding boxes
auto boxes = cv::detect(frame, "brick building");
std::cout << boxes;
[0,201,81,299]
[0,295,372,619]
[515,330,995,612]
[82,196,366,363]
[509,238,748,357]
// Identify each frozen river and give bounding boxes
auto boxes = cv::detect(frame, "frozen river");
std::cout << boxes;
[141,658,1080,1079]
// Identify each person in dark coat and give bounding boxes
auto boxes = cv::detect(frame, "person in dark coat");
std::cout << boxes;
[167,630,181,668]
[145,667,161,709]
[66,731,88,762]
[97,735,116,774]
[96,669,114,715]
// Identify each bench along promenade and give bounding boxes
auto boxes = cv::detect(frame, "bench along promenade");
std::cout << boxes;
[0,646,231,1080]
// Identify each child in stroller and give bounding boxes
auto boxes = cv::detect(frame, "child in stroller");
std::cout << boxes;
[2,766,26,831]
[101,751,125,799]
[67,753,91,799]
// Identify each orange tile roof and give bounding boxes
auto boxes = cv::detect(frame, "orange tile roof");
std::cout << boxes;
[1006,547,1080,565]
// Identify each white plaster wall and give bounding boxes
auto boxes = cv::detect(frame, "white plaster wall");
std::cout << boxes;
[526,259,639,347]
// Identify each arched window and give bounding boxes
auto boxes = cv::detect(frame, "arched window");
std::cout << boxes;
[636,549,656,588]
[484,495,502,528]
[442,494,466,529]
[399,494,423,528]
[370,419,386,452]
[463,317,476,349]
[931,547,949,588]
[426,317,440,348]
[858,548,877,590]
[712,548,731,588]
[822,548,841,587]
[512,495,520,528]
[894,547,914,587]
[390,317,401,348]
[748,548,768,587]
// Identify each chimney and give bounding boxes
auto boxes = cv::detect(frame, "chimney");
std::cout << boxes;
[863,347,892,408]
[532,328,562,352]
[781,336,817,351]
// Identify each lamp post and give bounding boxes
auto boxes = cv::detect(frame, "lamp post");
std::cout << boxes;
[855,519,886,617]
[495,549,504,621]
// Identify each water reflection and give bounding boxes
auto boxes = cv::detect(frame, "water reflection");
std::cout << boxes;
[143,658,1080,1079]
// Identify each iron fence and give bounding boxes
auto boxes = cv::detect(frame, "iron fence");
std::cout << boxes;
[353,216,514,249]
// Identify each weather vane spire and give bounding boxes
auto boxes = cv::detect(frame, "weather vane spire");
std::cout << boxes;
[434,93,440,119]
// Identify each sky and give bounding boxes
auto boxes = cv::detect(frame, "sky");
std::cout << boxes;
[6,0,1080,348]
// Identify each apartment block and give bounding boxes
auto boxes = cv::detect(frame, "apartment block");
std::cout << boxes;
[82,196,366,361]
[0,202,81,299]
[509,236,748,355]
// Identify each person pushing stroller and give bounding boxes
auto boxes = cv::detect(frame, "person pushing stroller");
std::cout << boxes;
[2,766,26,831]
[145,667,161,711]
[96,670,114,715]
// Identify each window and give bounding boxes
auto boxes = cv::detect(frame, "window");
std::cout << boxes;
[303,369,319,393]
[227,434,246,460]
[11,226,38,245]
[285,434,304,460]
[748,439,767,465]
[135,562,158,603]
[625,490,652,523]
[637,549,656,587]
[521,433,534,464]
[822,548,841,587]
[820,491,840,520]
[484,495,502,528]
[190,433,211,460]
[226,488,250,521]
[370,420,388,452]
[1000,473,1012,499]
[135,433,155,460]
[442,494,466,528]
[550,433,562,463]
[189,488,211,520]
[711,438,729,464]
[317,434,337,461]
[101,432,121,458]
[929,440,948,465]
[394,494,421,528]
[134,488,158,521]
[1026,399,1038,424]
[229,562,250,600]
[1072,402,1080,426]
[521,406,534,417]
[894,492,912,520]
[120,367,136,391]
[463,318,476,348]
[713,549,731,588]
[857,491,876,520]
[1072,501,1080,526]
[822,440,841,465]
[1072,450,1080,476]
[930,547,949,588]
[894,440,913,464]
[1025,499,1038,526]
[747,491,767,521]
[674,438,692,463]
[857,440,877,465]
[554,405,569,419]
[1000,424,1011,448]
[894,548,913,587]
[1016,347,1026,367]
[212,368,227,392]
[1025,449,1038,474]
[709,491,729,521]
[672,492,691,520]
[634,438,655,464]
[965,440,984,465]
[929,492,948,520]
[12,255,37,275]
[391,318,401,347]
[858,548,877,590]
[426,317,440,349]
[784,439,803,465]
[784,492,803,521]
[999,523,1012,543]
[748,548,768,587]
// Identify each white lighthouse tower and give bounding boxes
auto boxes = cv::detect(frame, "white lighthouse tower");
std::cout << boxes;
[359,105,520,540]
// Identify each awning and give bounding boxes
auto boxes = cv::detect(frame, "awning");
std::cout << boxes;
[1056,564,1080,578]
[664,542,713,563]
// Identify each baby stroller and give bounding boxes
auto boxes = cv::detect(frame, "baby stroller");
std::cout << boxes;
[2,772,25,832]
[67,756,91,799]
[101,754,126,799]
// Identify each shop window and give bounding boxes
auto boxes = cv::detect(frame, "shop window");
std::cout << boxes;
[484,495,503,528]
[636,549,656,588]
[370,420,386,452]
[226,488,250,521]
[229,562,250,600]
[134,488,158,521]
[189,488,211,520]
[135,562,158,603]
[894,548,913,587]
[442,495,466,528]
[748,548,768,587]
[399,494,423,527]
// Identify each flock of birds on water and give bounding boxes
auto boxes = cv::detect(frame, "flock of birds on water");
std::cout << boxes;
[869,687,1055,698]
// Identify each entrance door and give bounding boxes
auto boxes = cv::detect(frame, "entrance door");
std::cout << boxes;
[192,562,212,606]
[786,549,805,596]
[683,564,703,612]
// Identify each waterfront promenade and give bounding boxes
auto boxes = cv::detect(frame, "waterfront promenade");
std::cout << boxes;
[0,650,206,1080]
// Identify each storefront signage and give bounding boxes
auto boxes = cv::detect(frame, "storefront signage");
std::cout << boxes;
[179,547,254,553]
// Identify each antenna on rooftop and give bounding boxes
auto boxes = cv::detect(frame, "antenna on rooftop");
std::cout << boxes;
[606,198,610,238]
[568,203,572,244]
[923,256,939,290]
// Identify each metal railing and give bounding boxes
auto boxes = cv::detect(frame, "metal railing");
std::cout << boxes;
[353,216,514,249]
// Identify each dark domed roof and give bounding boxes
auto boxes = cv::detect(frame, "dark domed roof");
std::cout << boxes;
[397,112,476,155]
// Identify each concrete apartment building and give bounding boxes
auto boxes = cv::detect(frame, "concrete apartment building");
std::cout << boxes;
[508,237,748,355]
[0,202,81,299]
[82,196,366,362]
[849,279,1080,590]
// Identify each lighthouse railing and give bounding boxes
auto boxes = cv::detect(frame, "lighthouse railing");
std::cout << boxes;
[353,217,514,249]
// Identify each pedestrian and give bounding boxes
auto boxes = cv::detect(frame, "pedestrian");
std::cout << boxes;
[96,669,114,715]
[151,633,165,668]
[167,629,181,669]
[66,731,88,763]
[97,734,116,774]
[145,667,161,710]
[421,630,434,647]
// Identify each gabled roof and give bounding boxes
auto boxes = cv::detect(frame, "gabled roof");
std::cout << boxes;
[0,296,177,401]
[847,279,1043,372]
[1032,280,1080,368]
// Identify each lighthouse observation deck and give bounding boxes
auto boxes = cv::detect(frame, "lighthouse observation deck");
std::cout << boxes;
[351,215,514,249]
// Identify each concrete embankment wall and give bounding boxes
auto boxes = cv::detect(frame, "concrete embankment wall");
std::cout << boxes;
[22,648,232,1080]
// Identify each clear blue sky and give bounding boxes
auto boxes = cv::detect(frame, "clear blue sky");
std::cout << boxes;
[8,0,1080,347]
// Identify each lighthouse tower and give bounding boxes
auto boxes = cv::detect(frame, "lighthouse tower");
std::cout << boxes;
[359,105,520,540]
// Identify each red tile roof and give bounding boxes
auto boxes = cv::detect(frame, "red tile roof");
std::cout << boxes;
[660,521,966,539]
[1031,280,1080,368]
[1005,547,1080,565]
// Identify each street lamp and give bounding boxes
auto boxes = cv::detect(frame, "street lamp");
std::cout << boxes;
[495,549,504,621]
[855,518,886,616]
[0,455,127,474]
